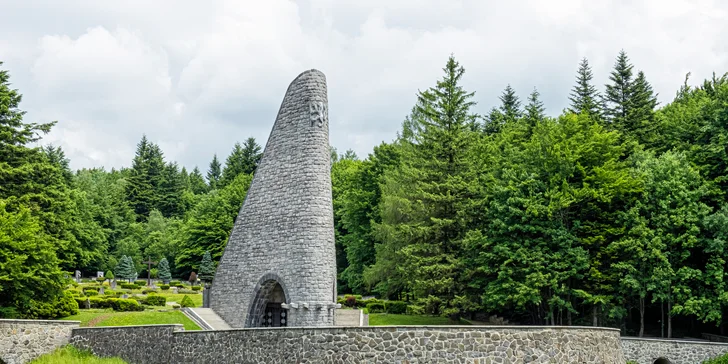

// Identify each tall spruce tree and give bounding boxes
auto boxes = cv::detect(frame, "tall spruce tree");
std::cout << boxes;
[524,87,546,132]
[604,50,635,128]
[157,162,185,218]
[189,167,209,195]
[499,84,522,123]
[625,71,659,146]
[373,55,478,320]
[198,251,215,283]
[158,257,172,283]
[240,137,262,175]
[220,142,245,188]
[126,136,165,221]
[569,57,603,118]
[206,154,222,189]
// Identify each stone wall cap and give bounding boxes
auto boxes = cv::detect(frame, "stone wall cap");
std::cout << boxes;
[172,325,621,334]
[0,318,80,325]
[621,336,728,345]
[72,324,184,331]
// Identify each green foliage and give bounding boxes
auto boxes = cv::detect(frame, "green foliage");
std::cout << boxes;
[114,256,137,282]
[180,295,195,308]
[157,258,172,282]
[110,298,144,312]
[24,291,79,319]
[366,302,385,313]
[220,137,261,188]
[206,154,222,190]
[105,271,114,280]
[160,285,170,290]
[385,301,408,314]
[703,353,728,364]
[569,57,602,118]
[344,295,357,307]
[198,251,215,282]
[143,295,166,306]
[134,280,147,286]
[191,286,201,291]
[29,345,128,364]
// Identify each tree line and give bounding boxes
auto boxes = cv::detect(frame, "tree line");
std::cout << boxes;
[2,52,728,338]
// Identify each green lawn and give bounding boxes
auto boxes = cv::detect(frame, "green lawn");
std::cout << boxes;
[369,314,471,326]
[61,309,200,331]
[30,346,127,364]
[156,292,202,307]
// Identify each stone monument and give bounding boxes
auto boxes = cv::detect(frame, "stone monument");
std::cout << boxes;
[210,69,337,328]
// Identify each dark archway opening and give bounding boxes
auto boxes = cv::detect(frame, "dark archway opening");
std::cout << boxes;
[654,358,672,364]
[246,279,288,328]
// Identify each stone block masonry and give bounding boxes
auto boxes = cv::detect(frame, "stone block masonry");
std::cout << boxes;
[622,337,728,364]
[69,324,183,364]
[0,319,79,364]
[210,69,337,328]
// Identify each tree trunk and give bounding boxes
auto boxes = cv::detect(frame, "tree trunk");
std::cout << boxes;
[639,297,645,338]
[667,300,672,338]
[550,307,555,326]
[593,306,598,327]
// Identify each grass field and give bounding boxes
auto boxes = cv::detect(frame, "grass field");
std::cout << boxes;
[61,309,200,330]
[157,292,202,307]
[30,346,127,364]
[369,313,472,326]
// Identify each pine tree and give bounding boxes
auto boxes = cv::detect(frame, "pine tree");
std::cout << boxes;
[115,255,133,282]
[189,167,209,194]
[524,87,546,132]
[158,257,172,283]
[569,57,602,118]
[625,71,659,146]
[157,162,185,218]
[499,84,522,123]
[198,251,215,283]
[126,136,165,221]
[206,154,222,189]
[220,142,245,188]
[604,50,634,128]
[373,55,478,320]
[240,137,262,175]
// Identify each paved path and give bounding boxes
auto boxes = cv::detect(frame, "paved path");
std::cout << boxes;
[188,308,231,330]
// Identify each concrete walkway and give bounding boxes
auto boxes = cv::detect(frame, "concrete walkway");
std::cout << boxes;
[187,308,231,330]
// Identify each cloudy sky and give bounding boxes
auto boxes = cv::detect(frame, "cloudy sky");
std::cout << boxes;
[1,0,726,171]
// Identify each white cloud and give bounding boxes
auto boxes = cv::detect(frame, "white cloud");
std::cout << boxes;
[0,0,725,170]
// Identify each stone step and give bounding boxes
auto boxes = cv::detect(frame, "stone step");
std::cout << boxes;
[184,308,231,330]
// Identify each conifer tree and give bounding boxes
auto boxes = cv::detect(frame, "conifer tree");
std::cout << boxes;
[220,142,245,188]
[157,162,185,218]
[625,71,659,146]
[569,57,602,118]
[206,154,222,189]
[373,55,478,320]
[189,167,209,194]
[524,87,546,132]
[126,136,165,221]
[499,84,522,123]
[158,257,172,284]
[604,50,634,128]
[240,137,262,175]
[198,251,215,283]
[115,255,135,282]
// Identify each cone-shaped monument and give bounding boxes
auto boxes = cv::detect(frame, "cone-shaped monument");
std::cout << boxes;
[209,69,337,328]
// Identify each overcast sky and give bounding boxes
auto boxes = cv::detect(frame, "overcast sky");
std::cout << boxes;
[1,0,726,171]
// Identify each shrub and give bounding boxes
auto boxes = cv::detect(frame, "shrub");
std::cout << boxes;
[120,283,135,290]
[366,302,385,313]
[420,295,442,315]
[84,291,98,297]
[104,290,117,296]
[142,288,158,294]
[110,298,143,312]
[406,304,424,315]
[25,291,79,319]
[89,296,112,309]
[336,296,346,305]
[344,295,357,308]
[703,353,728,364]
[144,296,166,306]
[160,285,170,290]
[83,286,99,292]
[134,280,147,286]
[171,304,181,309]
[359,298,382,308]
[191,286,202,291]
[180,295,195,308]
[169,280,181,286]
[0,306,20,318]
[178,289,197,294]
[95,277,106,283]
[385,301,407,314]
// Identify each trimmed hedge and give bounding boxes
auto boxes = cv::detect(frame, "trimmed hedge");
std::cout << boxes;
[120,283,140,290]
[110,298,143,312]
[191,286,202,291]
[144,295,166,306]
[385,301,407,314]
[366,302,385,313]
[134,280,147,286]
[142,288,157,294]
[160,285,170,290]
[180,295,195,308]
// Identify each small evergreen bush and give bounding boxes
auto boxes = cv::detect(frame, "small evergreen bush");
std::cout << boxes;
[84,291,98,297]
[134,280,147,286]
[180,295,195,308]
[144,296,166,306]
[160,285,170,290]
[110,298,143,312]
[191,286,202,291]
[366,302,385,313]
[406,304,424,315]
[385,301,407,314]
[142,288,157,294]
[95,277,106,283]
[169,280,181,286]
[25,291,79,319]
[178,289,197,294]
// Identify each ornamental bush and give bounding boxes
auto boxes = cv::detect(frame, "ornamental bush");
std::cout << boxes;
[169,280,181,286]
[144,296,166,306]
[84,291,98,297]
[95,277,106,283]
[24,291,79,319]
[180,295,195,308]
[134,280,147,286]
[191,286,202,291]
[142,288,157,294]
[344,295,357,308]
[385,301,407,314]
[160,285,170,290]
[110,298,143,312]
[366,302,385,313]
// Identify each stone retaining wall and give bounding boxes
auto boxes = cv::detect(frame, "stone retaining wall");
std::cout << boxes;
[170,326,624,363]
[0,319,79,364]
[622,337,728,364]
[70,324,183,364]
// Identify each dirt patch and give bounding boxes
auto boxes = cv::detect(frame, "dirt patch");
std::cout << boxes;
[87,314,112,327]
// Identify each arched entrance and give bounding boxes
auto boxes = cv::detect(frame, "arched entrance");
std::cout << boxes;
[245,273,289,327]
[654,358,671,364]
